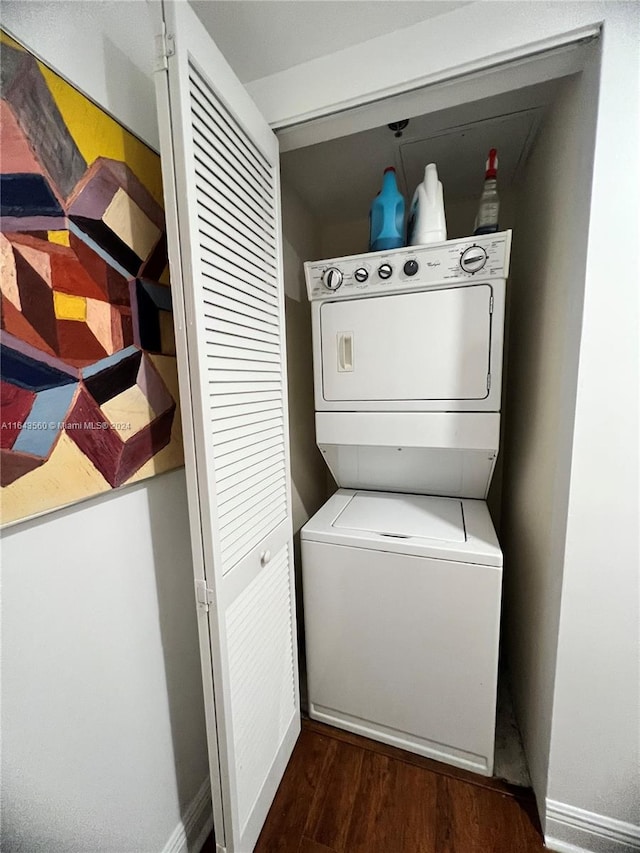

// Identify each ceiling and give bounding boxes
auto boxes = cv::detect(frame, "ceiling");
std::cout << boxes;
[281,80,561,225]
[190,1,472,83]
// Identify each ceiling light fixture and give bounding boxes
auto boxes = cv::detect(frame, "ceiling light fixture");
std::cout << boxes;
[388,120,410,138]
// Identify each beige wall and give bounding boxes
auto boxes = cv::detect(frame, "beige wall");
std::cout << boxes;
[500,61,600,821]
[546,7,639,833]
[281,181,327,533]
[320,217,368,260]
[281,180,330,713]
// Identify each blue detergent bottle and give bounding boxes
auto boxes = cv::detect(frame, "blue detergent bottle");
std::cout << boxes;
[369,166,405,252]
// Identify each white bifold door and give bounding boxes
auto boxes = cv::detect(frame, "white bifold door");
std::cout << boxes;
[154,3,299,851]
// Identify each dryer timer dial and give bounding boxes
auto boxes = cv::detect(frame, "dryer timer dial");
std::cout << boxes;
[322,267,343,290]
[460,245,488,274]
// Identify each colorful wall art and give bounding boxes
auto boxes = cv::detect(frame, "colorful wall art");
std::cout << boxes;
[0,32,184,525]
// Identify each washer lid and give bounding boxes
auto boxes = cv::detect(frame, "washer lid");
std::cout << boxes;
[301,489,503,567]
[333,492,466,542]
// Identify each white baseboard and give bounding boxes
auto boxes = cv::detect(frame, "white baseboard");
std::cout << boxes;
[545,799,640,853]
[545,840,595,853]
[162,778,214,853]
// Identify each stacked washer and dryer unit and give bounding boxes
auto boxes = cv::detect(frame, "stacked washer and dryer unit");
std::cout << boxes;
[300,232,512,777]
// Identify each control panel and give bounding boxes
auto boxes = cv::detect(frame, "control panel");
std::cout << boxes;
[305,231,511,301]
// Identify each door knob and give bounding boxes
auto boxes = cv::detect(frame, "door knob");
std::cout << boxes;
[260,550,271,567]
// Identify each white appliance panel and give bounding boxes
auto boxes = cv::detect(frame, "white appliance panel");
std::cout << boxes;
[302,490,502,570]
[301,538,502,775]
[320,285,492,403]
[319,444,497,497]
[311,277,505,415]
[315,412,500,498]
[305,231,511,302]
[333,491,466,541]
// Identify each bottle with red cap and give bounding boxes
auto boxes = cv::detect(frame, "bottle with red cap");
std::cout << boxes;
[369,166,405,252]
[474,148,500,235]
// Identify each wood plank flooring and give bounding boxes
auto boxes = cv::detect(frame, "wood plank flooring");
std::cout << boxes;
[206,718,545,853]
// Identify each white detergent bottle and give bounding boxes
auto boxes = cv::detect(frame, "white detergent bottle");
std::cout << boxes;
[407,163,447,245]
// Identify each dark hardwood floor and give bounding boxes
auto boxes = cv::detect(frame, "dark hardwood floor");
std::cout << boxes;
[206,718,545,853]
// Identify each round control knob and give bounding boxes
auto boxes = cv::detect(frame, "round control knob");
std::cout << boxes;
[354,267,369,283]
[322,267,343,290]
[403,259,419,277]
[378,263,393,280]
[460,245,488,274]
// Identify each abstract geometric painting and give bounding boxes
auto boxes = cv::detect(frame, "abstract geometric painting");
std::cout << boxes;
[1,31,184,525]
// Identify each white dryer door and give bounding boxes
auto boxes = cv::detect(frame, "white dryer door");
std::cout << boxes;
[320,284,492,402]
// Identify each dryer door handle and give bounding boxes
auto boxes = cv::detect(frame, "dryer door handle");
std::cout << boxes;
[338,332,354,372]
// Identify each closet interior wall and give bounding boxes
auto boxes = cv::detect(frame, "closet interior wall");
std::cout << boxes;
[279,57,602,825]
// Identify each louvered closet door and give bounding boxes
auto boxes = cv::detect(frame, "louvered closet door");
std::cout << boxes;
[154,4,300,851]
